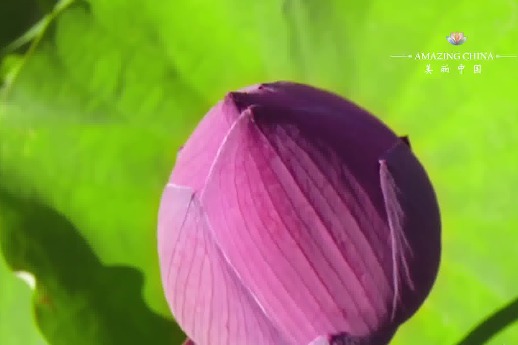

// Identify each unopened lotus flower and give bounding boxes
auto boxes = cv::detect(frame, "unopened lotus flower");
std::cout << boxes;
[158,82,441,345]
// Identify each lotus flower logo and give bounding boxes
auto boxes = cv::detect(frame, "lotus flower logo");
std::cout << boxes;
[447,32,467,45]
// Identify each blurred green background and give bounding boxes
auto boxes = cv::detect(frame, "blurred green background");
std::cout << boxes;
[0,0,517,344]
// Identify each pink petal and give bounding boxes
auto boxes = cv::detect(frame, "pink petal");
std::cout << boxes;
[158,184,288,345]
[200,105,400,344]
[379,140,441,323]
[171,95,240,191]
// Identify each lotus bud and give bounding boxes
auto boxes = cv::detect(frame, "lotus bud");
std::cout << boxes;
[158,82,441,345]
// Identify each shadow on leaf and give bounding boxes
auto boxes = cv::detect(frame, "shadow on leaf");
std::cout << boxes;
[455,296,518,345]
[0,188,185,345]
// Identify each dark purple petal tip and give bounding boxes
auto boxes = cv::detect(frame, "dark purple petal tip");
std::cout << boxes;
[158,81,441,345]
